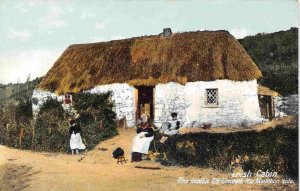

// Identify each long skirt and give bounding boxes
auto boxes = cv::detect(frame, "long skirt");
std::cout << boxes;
[131,132,154,154]
[70,133,86,150]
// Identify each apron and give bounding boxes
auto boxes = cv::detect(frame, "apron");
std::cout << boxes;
[131,132,154,154]
[70,132,86,150]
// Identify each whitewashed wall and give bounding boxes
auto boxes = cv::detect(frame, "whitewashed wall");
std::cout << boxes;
[154,83,187,127]
[275,95,298,117]
[32,89,62,116]
[32,83,136,126]
[154,80,264,127]
[33,80,263,128]
[88,83,136,127]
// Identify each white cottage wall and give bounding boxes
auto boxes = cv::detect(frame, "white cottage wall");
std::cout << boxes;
[87,83,136,127]
[33,80,263,128]
[154,82,187,127]
[32,89,62,116]
[32,83,136,127]
[154,80,263,127]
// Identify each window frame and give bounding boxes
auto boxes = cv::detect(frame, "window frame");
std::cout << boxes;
[205,88,219,107]
[64,93,72,104]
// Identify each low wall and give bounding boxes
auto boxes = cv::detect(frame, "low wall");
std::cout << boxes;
[275,94,298,116]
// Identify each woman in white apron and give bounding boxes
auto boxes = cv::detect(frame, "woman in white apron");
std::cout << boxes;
[131,114,154,162]
[69,119,86,155]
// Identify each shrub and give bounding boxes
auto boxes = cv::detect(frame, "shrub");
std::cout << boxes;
[73,92,115,122]
[0,92,118,153]
[0,103,24,147]
[15,100,32,119]
[155,125,298,179]
[39,98,65,119]
[73,92,118,149]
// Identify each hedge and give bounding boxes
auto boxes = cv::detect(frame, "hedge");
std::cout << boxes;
[0,92,118,153]
[155,125,298,179]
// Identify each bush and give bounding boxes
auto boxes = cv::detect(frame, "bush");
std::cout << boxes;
[0,103,25,147]
[0,92,118,153]
[33,101,69,152]
[73,92,116,123]
[80,122,118,150]
[15,100,32,123]
[39,98,65,118]
[73,92,118,149]
[156,125,298,179]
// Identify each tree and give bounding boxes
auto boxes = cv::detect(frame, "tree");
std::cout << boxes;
[26,73,31,97]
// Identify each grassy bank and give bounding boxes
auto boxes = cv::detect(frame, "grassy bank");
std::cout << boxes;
[155,123,298,179]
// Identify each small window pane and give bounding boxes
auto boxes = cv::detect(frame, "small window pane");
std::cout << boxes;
[206,89,218,105]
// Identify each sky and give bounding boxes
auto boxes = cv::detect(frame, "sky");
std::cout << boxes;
[0,0,298,84]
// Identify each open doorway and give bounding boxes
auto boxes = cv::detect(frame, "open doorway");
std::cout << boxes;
[135,86,154,122]
[259,95,275,120]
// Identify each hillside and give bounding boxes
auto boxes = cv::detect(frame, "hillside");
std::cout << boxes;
[239,27,298,95]
[0,77,42,106]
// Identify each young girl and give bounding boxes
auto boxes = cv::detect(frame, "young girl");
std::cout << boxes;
[69,119,86,155]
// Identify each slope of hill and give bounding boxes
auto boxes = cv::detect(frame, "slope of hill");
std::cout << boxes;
[0,77,42,106]
[239,27,298,95]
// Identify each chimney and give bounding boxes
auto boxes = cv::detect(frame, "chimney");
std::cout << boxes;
[163,28,172,37]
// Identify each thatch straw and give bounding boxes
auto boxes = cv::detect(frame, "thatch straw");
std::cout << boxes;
[258,85,279,97]
[38,30,262,94]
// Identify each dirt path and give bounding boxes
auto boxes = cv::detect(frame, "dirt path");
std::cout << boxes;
[0,128,297,191]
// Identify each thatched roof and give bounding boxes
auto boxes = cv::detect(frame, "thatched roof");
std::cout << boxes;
[38,30,262,94]
[258,85,279,97]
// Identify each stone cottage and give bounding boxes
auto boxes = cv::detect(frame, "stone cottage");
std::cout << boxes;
[33,29,264,127]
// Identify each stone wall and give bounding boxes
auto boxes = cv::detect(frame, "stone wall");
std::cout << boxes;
[154,80,263,127]
[32,83,136,127]
[88,83,136,127]
[154,83,187,127]
[275,94,298,117]
[32,89,62,116]
[33,80,263,128]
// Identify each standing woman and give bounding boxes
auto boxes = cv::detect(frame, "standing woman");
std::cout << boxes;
[69,119,86,155]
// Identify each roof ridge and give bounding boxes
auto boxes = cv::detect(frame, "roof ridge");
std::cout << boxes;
[38,29,261,94]
[68,30,231,48]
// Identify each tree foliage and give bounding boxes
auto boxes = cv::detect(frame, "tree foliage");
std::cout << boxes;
[239,27,298,95]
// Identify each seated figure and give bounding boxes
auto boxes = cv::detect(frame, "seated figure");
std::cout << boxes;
[164,112,180,136]
[131,114,154,162]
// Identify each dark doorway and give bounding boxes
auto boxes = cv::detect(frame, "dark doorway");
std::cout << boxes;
[136,86,154,121]
[259,95,275,120]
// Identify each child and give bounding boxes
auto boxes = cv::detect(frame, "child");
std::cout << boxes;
[69,119,86,155]
[164,112,180,135]
[160,112,181,143]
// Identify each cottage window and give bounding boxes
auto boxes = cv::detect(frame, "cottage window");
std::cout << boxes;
[205,89,218,106]
[64,94,72,104]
